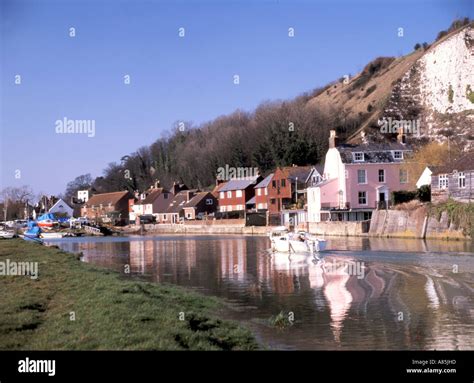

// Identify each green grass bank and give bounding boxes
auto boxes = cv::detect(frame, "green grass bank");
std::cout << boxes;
[0,239,258,350]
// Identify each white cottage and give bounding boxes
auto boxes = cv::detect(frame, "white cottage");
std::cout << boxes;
[48,198,74,217]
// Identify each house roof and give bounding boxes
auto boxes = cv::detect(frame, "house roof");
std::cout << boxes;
[255,173,273,188]
[219,176,260,192]
[211,181,227,197]
[337,143,411,164]
[280,166,314,182]
[246,196,256,205]
[314,164,324,175]
[84,191,130,207]
[137,188,166,205]
[430,152,474,175]
[183,192,211,209]
[164,190,199,213]
[49,198,73,211]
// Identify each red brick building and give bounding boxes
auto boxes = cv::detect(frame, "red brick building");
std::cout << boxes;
[254,173,273,211]
[218,176,261,212]
[81,191,132,223]
[267,166,322,213]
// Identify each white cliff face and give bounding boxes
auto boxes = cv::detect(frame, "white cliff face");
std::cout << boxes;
[418,27,474,114]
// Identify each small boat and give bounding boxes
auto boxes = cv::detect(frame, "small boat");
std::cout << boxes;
[37,219,57,228]
[37,213,58,228]
[0,230,15,239]
[269,226,327,254]
[40,232,64,239]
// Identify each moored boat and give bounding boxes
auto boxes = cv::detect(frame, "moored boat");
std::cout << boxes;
[0,230,15,239]
[40,232,64,239]
[268,226,327,254]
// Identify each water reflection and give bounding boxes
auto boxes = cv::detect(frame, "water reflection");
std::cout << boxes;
[49,235,474,350]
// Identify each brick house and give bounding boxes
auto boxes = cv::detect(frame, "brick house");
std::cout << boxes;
[254,174,273,211]
[81,191,132,223]
[217,176,262,213]
[182,192,218,220]
[267,165,321,213]
[129,186,172,223]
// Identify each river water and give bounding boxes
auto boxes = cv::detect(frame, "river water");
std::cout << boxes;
[45,235,474,350]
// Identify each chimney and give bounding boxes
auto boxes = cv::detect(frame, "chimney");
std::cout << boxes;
[329,130,337,148]
[397,130,406,145]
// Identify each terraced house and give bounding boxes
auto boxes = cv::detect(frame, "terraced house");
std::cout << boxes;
[218,176,262,213]
[429,151,474,203]
[307,130,412,222]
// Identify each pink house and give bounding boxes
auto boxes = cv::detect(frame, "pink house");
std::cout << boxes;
[307,130,412,222]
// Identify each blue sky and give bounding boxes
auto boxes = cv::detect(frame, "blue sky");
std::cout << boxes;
[1,0,472,195]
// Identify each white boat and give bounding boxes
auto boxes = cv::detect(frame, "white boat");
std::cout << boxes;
[0,230,15,239]
[269,226,327,254]
[40,232,64,239]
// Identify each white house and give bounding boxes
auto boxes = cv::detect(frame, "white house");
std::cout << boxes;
[416,166,433,188]
[77,190,90,203]
[49,198,74,217]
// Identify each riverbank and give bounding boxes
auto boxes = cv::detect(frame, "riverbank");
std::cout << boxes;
[0,239,258,350]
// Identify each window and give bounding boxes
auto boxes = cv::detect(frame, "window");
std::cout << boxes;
[353,152,364,162]
[206,198,213,205]
[220,192,224,199]
[272,180,276,188]
[400,169,408,184]
[357,169,367,184]
[227,191,232,198]
[358,191,367,205]
[264,188,268,195]
[459,172,466,188]
[163,214,167,220]
[257,188,261,196]
[439,174,449,189]
[270,199,276,205]
[281,179,286,187]
[186,213,192,219]
[236,190,243,198]
[378,169,385,183]
[236,204,244,211]
[393,151,403,160]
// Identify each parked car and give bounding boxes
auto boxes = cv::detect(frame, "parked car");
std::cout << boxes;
[138,215,156,224]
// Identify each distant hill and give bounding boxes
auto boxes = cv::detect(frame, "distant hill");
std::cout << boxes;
[72,19,473,195]
[305,21,473,148]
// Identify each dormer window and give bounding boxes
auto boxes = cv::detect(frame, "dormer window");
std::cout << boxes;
[393,151,403,160]
[353,152,364,162]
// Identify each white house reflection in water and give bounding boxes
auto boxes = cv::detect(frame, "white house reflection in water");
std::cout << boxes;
[51,235,474,350]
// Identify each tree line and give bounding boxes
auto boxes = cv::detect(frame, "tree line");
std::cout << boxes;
[64,92,362,200]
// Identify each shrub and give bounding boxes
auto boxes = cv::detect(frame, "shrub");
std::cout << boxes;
[391,190,418,205]
[466,85,474,103]
[414,43,421,50]
[430,199,474,237]
[417,185,431,202]
[364,84,377,98]
[436,30,448,41]
[448,85,454,103]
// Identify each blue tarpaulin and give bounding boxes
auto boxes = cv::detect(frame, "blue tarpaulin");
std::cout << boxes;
[25,221,41,237]
[37,213,56,221]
